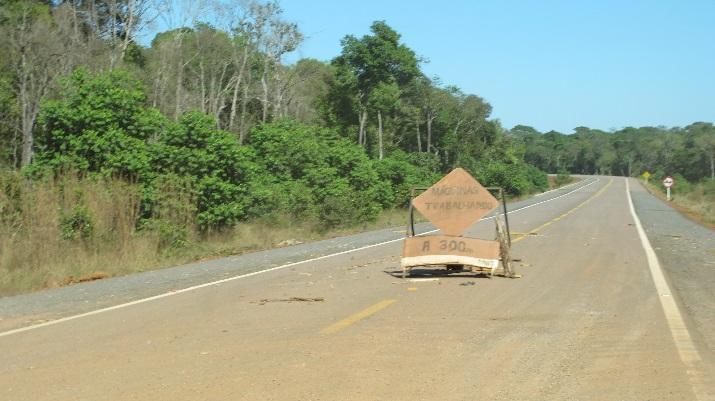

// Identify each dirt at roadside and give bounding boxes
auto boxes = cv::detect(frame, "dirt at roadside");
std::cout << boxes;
[642,181,715,230]
[630,178,715,364]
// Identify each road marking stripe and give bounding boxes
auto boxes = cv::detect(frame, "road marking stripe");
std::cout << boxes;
[320,299,397,334]
[533,177,583,197]
[625,178,710,401]
[512,179,613,244]
[0,178,601,338]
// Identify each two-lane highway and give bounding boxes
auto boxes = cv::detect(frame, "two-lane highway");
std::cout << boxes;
[1,177,713,400]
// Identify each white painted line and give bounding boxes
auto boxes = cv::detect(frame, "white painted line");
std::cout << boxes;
[494,177,599,217]
[0,177,601,338]
[625,178,708,400]
[533,177,583,197]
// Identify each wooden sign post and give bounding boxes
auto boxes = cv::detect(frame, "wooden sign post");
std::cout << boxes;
[663,176,674,201]
[401,168,514,278]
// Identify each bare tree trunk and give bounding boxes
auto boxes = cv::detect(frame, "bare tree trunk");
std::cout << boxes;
[20,73,33,167]
[358,110,367,146]
[451,120,462,168]
[118,0,139,65]
[174,55,184,120]
[228,77,242,131]
[426,113,433,153]
[151,48,167,108]
[199,61,207,113]
[260,74,268,123]
[274,82,284,119]
[228,45,249,132]
[416,118,422,152]
[260,60,269,123]
[108,0,119,68]
[174,61,184,120]
[710,153,714,180]
[17,9,33,167]
[377,110,384,160]
[238,81,249,144]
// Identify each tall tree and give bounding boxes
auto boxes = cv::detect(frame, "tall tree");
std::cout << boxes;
[331,21,420,151]
[1,0,84,166]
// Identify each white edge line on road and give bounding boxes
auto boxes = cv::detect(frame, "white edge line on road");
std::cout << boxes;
[0,177,601,338]
[533,177,582,197]
[625,178,707,400]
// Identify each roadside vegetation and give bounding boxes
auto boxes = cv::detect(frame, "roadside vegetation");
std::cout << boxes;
[0,0,711,294]
[0,0,550,294]
[510,124,714,225]
[643,178,715,228]
[0,169,417,295]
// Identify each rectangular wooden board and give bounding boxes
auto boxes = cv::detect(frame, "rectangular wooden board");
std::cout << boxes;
[401,235,500,269]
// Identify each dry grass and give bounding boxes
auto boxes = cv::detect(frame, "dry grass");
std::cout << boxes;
[168,208,418,263]
[1,170,582,297]
[0,173,163,295]
[643,180,715,229]
[547,175,579,190]
[0,172,418,296]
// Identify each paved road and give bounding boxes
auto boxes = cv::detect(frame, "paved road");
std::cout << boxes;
[1,177,713,401]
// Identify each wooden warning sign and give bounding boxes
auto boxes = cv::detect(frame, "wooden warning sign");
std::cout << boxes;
[412,168,499,236]
[401,235,500,270]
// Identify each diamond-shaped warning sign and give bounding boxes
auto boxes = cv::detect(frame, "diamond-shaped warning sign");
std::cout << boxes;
[412,168,499,236]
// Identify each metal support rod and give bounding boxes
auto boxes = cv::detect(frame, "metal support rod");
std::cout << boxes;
[500,188,512,247]
[486,187,512,247]
[407,188,428,237]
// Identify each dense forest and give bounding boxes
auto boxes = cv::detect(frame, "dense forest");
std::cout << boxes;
[0,0,713,231]
[510,124,715,183]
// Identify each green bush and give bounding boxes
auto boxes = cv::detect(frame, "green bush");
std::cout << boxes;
[59,204,94,240]
[141,219,189,251]
[33,68,166,178]
[524,165,549,192]
[152,112,258,230]
[249,120,383,228]
[372,151,439,207]
[555,170,571,187]
[669,174,692,195]
[249,120,326,180]
[473,161,530,196]
[701,179,715,196]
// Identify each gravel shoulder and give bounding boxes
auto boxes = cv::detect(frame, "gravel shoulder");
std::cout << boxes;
[629,177,715,361]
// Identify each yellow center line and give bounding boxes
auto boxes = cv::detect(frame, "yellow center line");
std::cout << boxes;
[512,178,614,243]
[321,299,397,334]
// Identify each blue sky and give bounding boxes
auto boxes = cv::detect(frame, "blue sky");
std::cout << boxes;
[278,0,715,133]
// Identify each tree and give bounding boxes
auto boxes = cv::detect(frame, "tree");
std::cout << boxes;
[688,122,715,180]
[331,21,420,151]
[33,68,167,177]
[248,0,302,123]
[368,81,400,159]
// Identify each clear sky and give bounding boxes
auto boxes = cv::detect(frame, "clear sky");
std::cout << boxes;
[278,0,715,133]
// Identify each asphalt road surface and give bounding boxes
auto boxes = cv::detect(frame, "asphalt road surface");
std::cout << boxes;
[1,177,713,401]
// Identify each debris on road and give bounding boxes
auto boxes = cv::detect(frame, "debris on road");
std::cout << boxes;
[252,297,325,305]
[277,239,303,247]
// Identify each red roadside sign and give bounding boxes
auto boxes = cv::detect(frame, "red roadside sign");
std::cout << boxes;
[663,176,674,188]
